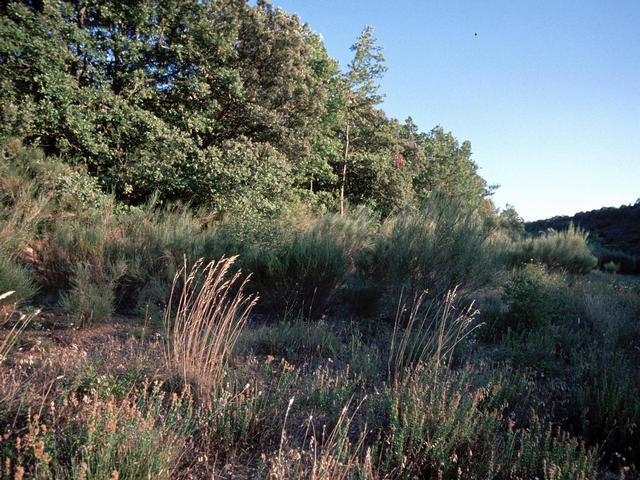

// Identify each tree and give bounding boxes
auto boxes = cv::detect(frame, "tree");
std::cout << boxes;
[412,127,494,209]
[0,1,326,216]
[339,26,387,216]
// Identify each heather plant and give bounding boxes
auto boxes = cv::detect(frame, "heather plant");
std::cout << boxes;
[576,353,640,466]
[505,412,599,480]
[378,366,598,479]
[380,367,504,478]
[0,385,195,480]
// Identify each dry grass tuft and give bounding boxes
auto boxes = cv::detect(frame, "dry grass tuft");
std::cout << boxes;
[163,256,257,402]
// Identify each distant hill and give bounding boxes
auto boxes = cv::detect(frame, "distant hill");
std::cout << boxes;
[526,203,640,273]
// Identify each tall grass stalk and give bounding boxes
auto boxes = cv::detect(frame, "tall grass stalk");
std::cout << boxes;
[162,256,257,402]
[388,287,481,383]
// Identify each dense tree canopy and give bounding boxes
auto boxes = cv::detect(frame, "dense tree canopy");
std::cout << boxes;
[1,0,497,219]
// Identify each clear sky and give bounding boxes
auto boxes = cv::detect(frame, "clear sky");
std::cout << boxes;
[270,0,640,221]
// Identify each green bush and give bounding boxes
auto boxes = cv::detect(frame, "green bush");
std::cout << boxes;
[0,140,53,260]
[595,246,638,274]
[498,264,562,334]
[58,262,122,328]
[240,210,374,316]
[0,256,38,304]
[363,196,500,307]
[510,224,597,274]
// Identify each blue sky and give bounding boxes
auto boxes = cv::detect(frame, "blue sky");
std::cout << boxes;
[271,0,640,221]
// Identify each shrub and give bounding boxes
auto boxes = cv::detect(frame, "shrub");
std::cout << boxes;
[1,385,194,480]
[0,141,52,260]
[576,354,640,466]
[240,210,374,317]
[510,224,597,274]
[602,260,620,274]
[0,256,38,304]
[505,412,598,480]
[58,262,122,328]
[162,256,257,402]
[498,264,563,335]
[596,247,638,274]
[364,197,500,306]
[380,367,504,478]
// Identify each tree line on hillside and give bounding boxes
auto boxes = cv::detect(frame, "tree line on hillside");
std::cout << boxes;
[526,203,640,274]
[0,0,494,219]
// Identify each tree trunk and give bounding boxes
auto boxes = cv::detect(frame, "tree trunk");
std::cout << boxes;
[340,122,350,216]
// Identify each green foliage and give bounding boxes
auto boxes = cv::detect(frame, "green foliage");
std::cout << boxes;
[510,224,597,273]
[576,354,640,466]
[14,385,193,480]
[0,256,38,304]
[380,368,502,478]
[55,171,114,213]
[595,246,638,275]
[0,2,497,220]
[58,263,120,328]
[240,210,374,316]
[0,140,52,260]
[0,0,325,214]
[244,317,340,363]
[365,195,499,304]
[499,264,563,335]
[506,412,598,480]
[413,127,494,209]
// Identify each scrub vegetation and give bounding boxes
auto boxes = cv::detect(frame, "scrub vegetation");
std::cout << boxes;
[1,2,638,479]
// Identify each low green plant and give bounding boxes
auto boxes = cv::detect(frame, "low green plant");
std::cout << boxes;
[497,329,559,373]
[58,262,122,328]
[498,264,563,335]
[602,260,620,274]
[380,367,504,478]
[242,316,341,363]
[0,382,195,480]
[505,412,598,480]
[576,354,640,466]
[0,256,38,304]
[305,365,359,423]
